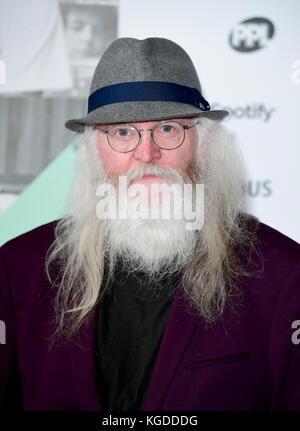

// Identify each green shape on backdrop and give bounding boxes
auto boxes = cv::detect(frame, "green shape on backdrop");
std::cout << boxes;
[0,137,79,247]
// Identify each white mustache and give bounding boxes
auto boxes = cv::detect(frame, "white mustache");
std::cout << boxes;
[125,164,185,185]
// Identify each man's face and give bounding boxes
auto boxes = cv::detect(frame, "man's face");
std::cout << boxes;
[64,8,107,59]
[92,117,201,273]
[95,117,199,184]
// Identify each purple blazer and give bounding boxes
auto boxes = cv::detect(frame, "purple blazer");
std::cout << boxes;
[0,220,300,411]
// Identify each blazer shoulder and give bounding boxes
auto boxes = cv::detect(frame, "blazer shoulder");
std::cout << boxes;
[255,221,300,260]
[245,220,300,289]
[236,216,300,292]
[0,220,59,264]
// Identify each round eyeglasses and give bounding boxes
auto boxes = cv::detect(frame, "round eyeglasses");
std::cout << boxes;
[93,120,199,153]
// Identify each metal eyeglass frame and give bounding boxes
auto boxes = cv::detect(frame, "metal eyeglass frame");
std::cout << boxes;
[93,119,200,153]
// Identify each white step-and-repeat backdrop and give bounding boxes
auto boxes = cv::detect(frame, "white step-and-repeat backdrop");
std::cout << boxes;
[119,0,300,242]
[0,0,299,243]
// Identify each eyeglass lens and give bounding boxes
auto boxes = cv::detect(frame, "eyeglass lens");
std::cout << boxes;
[107,121,185,152]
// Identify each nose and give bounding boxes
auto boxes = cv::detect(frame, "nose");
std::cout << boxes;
[132,130,161,163]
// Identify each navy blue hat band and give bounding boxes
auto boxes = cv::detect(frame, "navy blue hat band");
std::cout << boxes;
[87,81,210,114]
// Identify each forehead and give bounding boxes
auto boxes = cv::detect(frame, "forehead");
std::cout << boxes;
[96,116,197,128]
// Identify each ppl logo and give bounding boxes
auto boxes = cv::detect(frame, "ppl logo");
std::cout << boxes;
[229,17,275,52]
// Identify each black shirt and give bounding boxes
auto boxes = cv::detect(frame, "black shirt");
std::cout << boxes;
[95,260,182,411]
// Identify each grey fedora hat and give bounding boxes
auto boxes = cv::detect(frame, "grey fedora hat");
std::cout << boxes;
[65,37,229,132]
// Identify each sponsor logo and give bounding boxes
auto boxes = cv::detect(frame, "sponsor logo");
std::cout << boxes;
[211,103,276,122]
[247,180,272,198]
[229,17,275,52]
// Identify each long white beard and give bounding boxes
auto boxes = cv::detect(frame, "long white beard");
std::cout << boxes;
[101,163,201,278]
[105,212,197,274]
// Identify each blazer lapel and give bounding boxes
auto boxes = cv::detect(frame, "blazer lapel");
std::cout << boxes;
[69,311,103,411]
[68,282,199,411]
[142,282,199,410]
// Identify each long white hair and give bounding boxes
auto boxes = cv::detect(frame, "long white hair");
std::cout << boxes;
[46,117,260,343]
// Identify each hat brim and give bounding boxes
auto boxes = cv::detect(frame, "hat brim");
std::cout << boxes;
[65,101,229,133]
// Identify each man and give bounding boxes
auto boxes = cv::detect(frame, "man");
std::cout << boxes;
[0,37,300,411]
